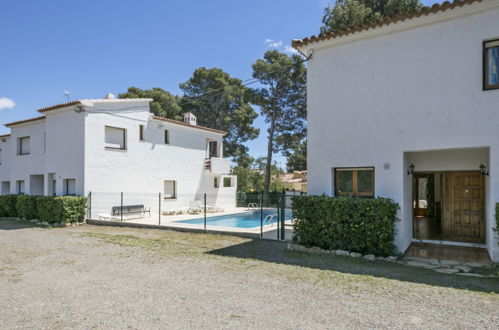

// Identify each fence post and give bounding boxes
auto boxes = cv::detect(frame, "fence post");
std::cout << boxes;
[159,192,161,226]
[120,192,123,222]
[204,193,207,231]
[260,192,263,239]
[87,191,92,220]
[276,198,280,240]
[280,190,286,240]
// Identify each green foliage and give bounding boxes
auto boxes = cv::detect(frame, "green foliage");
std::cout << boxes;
[285,139,307,172]
[321,0,423,33]
[180,67,259,163]
[292,195,400,256]
[0,195,87,223]
[234,156,285,192]
[250,50,307,192]
[236,191,283,208]
[119,87,184,120]
[0,195,19,217]
[16,195,41,220]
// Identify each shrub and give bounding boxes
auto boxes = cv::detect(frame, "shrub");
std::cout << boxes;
[292,195,400,256]
[0,195,19,218]
[0,195,87,223]
[16,195,42,220]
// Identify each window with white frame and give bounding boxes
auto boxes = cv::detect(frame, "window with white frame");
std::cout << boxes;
[105,126,126,150]
[63,179,76,196]
[164,180,176,199]
[223,177,233,187]
[484,38,499,90]
[16,180,25,195]
[17,136,30,155]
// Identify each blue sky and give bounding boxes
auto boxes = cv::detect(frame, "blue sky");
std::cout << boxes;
[0,0,438,166]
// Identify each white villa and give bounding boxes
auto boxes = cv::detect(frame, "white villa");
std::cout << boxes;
[0,95,237,210]
[294,0,499,262]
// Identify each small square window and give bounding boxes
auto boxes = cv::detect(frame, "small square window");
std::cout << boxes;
[223,177,232,187]
[484,38,499,90]
[105,126,126,150]
[164,180,176,199]
[63,179,76,196]
[17,136,30,155]
[334,167,374,197]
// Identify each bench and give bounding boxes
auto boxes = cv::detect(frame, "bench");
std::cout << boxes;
[97,205,151,221]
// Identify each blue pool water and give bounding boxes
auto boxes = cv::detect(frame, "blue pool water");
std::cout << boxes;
[176,209,293,228]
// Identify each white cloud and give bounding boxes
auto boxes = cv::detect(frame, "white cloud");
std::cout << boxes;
[284,45,298,55]
[0,97,15,111]
[264,38,283,48]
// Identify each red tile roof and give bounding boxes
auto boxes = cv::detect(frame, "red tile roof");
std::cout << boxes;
[292,0,483,49]
[37,100,82,113]
[151,116,227,135]
[4,116,46,127]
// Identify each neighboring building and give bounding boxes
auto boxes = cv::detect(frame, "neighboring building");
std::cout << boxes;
[0,95,237,208]
[279,171,307,192]
[293,0,499,261]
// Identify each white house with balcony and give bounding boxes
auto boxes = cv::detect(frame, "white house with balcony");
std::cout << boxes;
[294,0,499,262]
[0,95,237,210]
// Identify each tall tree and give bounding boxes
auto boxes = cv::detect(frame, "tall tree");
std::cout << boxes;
[119,87,183,120]
[285,139,307,172]
[250,50,307,193]
[179,67,259,164]
[321,0,423,33]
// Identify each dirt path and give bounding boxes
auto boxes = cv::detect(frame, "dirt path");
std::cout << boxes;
[1,220,498,329]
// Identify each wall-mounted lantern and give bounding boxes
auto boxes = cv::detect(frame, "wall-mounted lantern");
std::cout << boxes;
[407,163,415,176]
[479,164,489,176]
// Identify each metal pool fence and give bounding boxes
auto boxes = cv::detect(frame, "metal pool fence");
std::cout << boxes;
[86,191,304,240]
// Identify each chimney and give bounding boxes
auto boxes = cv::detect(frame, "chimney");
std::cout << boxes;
[104,93,116,99]
[183,112,197,126]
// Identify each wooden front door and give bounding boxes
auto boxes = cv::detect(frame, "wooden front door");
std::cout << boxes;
[443,172,485,243]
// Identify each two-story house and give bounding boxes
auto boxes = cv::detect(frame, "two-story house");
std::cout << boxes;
[0,95,237,209]
[293,0,499,262]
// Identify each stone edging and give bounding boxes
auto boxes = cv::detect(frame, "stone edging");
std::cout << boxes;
[286,243,498,278]
[286,243,399,262]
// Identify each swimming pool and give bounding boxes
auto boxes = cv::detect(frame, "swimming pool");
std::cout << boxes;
[175,209,293,228]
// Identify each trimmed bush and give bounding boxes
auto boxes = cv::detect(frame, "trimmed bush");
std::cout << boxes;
[0,195,19,218]
[292,195,400,256]
[0,195,87,223]
[17,195,42,220]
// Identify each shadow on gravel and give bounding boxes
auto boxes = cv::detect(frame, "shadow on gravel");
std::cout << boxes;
[0,219,44,231]
[208,239,499,294]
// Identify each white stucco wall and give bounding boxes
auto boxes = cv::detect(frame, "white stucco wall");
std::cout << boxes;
[1,99,236,214]
[305,5,499,260]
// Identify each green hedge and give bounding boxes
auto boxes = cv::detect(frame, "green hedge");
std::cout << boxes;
[0,195,87,223]
[292,196,400,256]
[236,191,283,207]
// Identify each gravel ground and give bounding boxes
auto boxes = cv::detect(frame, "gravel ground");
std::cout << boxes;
[0,219,498,329]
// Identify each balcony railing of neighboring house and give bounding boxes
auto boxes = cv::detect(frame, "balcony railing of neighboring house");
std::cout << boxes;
[205,157,231,175]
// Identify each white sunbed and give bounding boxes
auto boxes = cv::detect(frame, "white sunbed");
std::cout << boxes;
[163,206,188,215]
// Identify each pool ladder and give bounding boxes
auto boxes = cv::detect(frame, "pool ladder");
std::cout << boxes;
[247,203,259,210]
[263,214,278,226]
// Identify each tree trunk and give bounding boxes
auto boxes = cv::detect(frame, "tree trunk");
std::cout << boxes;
[264,115,276,194]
